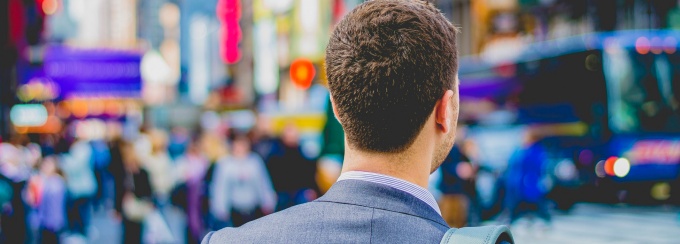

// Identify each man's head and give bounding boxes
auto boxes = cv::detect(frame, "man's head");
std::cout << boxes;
[326,0,459,171]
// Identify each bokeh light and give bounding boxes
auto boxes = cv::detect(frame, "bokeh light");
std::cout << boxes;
[42,0,59,15]
[613,157,631,178]
[635,37,650,55]
[664,37,677,54]
[604,156,617,176]
[651,183,671,201]
[595,160,606,178]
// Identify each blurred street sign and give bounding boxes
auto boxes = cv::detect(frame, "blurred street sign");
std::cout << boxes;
[217,0,242,64]
[10,104,48,126]
[18,45,142,98]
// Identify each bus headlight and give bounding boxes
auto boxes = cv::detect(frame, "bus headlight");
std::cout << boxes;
[613,157,631,178]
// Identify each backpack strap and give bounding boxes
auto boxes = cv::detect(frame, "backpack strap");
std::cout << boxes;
[440,225,514,244]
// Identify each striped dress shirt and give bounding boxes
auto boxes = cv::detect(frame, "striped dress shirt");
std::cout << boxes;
[337,171,441,215]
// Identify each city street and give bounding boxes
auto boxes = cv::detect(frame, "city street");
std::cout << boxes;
[84,206,187,244]
[5,2,680,244]
[77,203,680,244]
[509,204,680,244]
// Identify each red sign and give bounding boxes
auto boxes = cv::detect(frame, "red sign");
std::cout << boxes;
[217,0,241,64]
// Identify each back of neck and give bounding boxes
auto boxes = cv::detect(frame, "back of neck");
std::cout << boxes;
[340,145,432,188]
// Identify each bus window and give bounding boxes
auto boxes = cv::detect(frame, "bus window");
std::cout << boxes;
[605,49,680,133]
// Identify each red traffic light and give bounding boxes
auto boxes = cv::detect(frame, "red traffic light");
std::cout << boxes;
[290,58,315,90]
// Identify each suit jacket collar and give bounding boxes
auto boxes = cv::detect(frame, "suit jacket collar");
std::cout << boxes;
[316,179,449,228]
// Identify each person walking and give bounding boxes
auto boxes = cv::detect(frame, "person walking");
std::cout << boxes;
[115,142,153,244]
[202,0,461,242]
[175,138,210,244]
[438,143,476,228]
[209,132,276,228]
[504,129,552,226]
[140,130,176,204]
[27,156,67,244]
[90,137,111,211]
[61,137,97,237]
[266,124,318,211]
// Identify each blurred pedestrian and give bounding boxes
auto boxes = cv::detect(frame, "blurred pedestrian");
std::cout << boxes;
[266,124,318,211]
[39,134,58,158]
[24,141,43,169]
[504,129,552,226]
[199,131,228,164]
[175,137,209,244]
[61,136,97,236]
[210,131,276,228]
[438,142,477,228]
[108,136,127,222]
[197,130,228,230]
[27,156,67,244]
[141,129,177,204]
[250,116,278,163]
[197,126,228,182]
[168,126,190,160]
[90,137,112,211]
[116,142,153,244]
[54,128,73,156]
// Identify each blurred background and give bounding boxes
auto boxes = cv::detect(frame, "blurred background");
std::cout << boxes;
[1,0,680,243]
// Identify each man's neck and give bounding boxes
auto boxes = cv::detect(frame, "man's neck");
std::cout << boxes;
[340,144,433,189]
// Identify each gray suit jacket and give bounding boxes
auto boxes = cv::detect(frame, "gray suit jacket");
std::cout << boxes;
[202,179,450,243]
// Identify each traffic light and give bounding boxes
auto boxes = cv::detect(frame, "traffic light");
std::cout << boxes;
[289,58,315,90]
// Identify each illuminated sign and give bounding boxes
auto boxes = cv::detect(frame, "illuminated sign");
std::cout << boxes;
[626,140,680,164]
[10,104,48,127]
[254,16,279,94]
[19,45,142,98]
[217,0,242,64]
[294,0,322,59]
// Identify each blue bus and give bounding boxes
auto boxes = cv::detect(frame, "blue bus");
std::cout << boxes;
[459,30,680,209]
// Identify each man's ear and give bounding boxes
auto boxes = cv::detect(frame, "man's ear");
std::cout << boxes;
[435,90,455,134]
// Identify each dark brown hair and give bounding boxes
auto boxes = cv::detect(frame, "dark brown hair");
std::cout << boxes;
[326,0,459,153]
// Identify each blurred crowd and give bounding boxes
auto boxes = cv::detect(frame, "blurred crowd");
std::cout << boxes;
[0,114,319,244]
[0,113,558,244]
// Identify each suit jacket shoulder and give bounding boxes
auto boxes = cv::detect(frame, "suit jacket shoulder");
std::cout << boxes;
[202,180,449,244]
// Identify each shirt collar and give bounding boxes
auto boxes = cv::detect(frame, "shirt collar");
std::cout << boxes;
[337,171,441,215]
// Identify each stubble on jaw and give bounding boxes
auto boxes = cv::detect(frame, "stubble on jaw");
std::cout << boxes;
[431,123,456,173]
